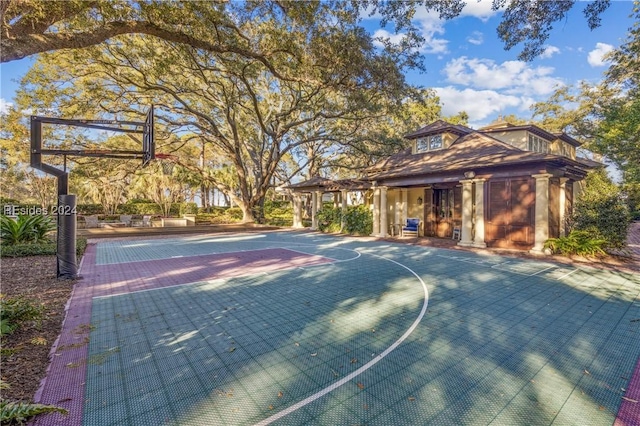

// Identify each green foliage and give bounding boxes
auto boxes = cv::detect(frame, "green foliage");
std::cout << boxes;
[544,230,607,257]
[0,399,68,424]
[316,205,372,235]
[0,295,44,337]
[179,202,198,215]
[76,237,88,256]
[571,170,631,249]
[76,204,104,215]
[317,206,343,233]
[0,242,56,257]
[623,183,640,220]
[195,208,243,224]
[0,214,55,245]
[0,237,87,258]
[343,205,373,236]
[263,201,293,226]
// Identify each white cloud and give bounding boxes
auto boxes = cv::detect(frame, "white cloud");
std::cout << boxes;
[467,31,484,46]
[587,42,614,67]
[442,56,564,96]
[0,98,13,114]
[372,29,408,48]
[459,0,500,21]
[435,86,523,122]
[539,45,560,59]
[372,11,449,54]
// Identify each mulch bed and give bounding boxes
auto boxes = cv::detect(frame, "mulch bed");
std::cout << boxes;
[0,256,77,402]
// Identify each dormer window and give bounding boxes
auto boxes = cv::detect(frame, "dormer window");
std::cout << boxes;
[416,134,443,153]
[528,134,549,154]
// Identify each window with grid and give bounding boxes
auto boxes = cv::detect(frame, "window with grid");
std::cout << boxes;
[416,134,444,153]
[528,134,549,153]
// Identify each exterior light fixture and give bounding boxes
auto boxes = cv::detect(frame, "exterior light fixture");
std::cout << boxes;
[417,196,423,205]
[464,171,476,179]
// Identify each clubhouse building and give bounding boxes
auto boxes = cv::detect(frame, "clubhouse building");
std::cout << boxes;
[289,119,600,253]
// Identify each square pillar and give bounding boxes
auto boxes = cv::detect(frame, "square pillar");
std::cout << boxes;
[530,173,553,254]
[292,193,303,228]
[472,178,487,248]
[379,186,388,237]
[316,190,323,213]
[559,177,569,237]
[371,185,380,236]
[311,191,318,230]
[458,179,474,247]
[341,189,348,232]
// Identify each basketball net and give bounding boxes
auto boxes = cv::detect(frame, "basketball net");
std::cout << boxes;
[156,154,176,176]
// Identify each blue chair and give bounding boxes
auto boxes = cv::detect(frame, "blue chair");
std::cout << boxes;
[402,218,420,237]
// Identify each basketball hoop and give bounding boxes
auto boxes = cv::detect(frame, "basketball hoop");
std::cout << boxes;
[156,153,177,176]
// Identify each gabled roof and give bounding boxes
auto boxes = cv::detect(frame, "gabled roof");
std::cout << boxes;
[365,131,596,180]
[404,119,473,139]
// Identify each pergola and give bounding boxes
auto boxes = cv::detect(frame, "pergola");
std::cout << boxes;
[287,176,371,230]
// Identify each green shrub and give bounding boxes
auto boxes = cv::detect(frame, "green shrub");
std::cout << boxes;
[315,205,372,235]
[179,202,199,215]
[0,295,44,337]
[544,230,607,257]
[76,204,104,215]
[0,237,87,258]
[343,205,373,235]
[0,215,55,245]
[317,206,342,233]
[571,170,630,249]
[76,237,88,256]
[263,201,293,226]
[195,207,243,224]
[0,242,57,257]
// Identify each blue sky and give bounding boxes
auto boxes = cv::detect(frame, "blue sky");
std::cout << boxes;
[0,1,635,129]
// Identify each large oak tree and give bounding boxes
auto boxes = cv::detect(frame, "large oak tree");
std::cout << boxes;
[2,0,613,64]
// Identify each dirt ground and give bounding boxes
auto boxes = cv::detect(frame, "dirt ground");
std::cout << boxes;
[0,256,76,402]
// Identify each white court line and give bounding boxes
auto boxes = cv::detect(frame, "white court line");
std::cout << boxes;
[283,247,360,263]
[253,253,429,426]
[529,265,557,276]
[436,254,562,278]
[556,268,580,280]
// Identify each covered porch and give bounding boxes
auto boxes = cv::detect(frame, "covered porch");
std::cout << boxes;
[287,176,371,231]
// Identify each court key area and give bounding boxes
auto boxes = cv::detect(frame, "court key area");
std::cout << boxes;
[33,231,640,425]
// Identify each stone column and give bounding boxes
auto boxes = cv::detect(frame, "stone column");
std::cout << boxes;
[401,189,408,224]
[379,186,388,237]
[472,179,487,247]
[311,191,318,230]
[371,185,380,236]
[341,189,348,232]
[531,173,553,254]
[458,179,474,247]
[316,190,323,214]
[394,190,401,236]
[292,193,303,228]
[559,177,569,237]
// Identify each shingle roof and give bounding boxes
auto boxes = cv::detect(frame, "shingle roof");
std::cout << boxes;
[365,131,596,180]
[404,119,473,139]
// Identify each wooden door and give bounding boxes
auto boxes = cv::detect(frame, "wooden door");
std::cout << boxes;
[485,178,535,249]
[424,188,435,236]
